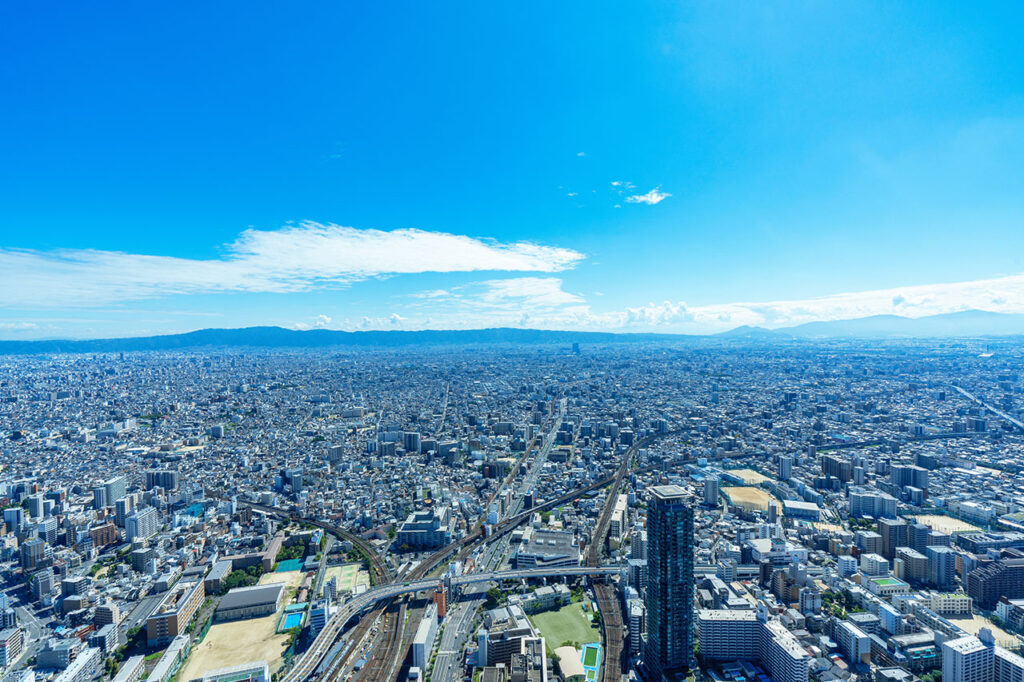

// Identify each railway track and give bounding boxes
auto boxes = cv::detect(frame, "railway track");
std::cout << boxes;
[353,601,403,681]
[239,427,727,682]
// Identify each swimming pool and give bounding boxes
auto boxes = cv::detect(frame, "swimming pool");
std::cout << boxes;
[282,612,303,629]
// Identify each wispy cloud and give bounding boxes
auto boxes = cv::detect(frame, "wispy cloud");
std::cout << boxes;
[0,222,584,308]
[625,187,671,205]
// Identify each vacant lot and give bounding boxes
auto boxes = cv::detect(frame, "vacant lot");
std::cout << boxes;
[177,613,291,680]
[912,514,982,534]
[723,486,780,514]
[726,468,771,485]
[529,602,600,655]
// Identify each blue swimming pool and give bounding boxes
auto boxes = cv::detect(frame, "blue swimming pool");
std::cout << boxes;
[282,612,303,629]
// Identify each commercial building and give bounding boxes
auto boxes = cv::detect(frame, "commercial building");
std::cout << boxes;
[513,529,580,569]
[411,604,439,670]
[644,485,695,681]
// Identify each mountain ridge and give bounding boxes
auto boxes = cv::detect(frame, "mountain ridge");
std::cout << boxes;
[2,310,1023,354]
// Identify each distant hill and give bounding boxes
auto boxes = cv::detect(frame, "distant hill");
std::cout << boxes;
[2,310,1023,354]
[0,326,688,355]
[777,310,1024,338]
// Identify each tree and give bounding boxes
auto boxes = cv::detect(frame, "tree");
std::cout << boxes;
[485,587,502,609]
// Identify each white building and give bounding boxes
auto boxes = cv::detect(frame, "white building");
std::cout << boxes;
[698,609,810,682]
[943,632,994,682]
[411,604,438,670]
[125,507,158,542]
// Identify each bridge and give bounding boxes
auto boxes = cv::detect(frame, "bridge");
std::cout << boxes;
[282,565,620,682]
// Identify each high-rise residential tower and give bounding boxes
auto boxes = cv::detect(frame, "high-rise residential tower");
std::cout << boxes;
[644,485,695,681]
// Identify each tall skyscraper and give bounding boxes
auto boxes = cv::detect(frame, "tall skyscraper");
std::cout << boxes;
[644,485,695,681]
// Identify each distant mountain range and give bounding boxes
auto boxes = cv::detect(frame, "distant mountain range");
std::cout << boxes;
[2,310,1023,354]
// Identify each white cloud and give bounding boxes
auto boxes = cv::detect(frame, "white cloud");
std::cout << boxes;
[576,152,586,157]
[599,273,1024,332]
[0,222,584,308]
[403,272,1024,333]
[625,187,671,205]
[0,321,37,330]
[314,314,332,328]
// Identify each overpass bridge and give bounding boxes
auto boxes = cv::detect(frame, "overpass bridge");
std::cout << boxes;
[281,565,620,682]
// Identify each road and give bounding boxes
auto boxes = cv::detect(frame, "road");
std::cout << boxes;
[431,583,486,682]
[953,384,1024,432]
[281,566,621,682]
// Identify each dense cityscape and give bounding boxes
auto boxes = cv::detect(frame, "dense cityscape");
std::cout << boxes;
[3,338,1024,682]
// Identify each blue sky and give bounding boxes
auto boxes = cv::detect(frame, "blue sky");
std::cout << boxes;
[3,2,1024,338]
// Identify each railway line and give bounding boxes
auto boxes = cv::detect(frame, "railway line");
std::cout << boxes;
[253,424,758,682]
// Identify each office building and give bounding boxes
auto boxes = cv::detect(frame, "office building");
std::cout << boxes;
[513,529,580,569]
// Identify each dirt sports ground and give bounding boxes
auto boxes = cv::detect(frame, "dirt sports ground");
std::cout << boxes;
[177,572,305,680]
[723,486,781,514]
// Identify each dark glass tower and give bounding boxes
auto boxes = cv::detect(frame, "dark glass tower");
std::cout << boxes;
[644,484,695,681]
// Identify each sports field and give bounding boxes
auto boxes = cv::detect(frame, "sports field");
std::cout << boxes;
[723,486,781,514]
[912,514,982,534]
[323,563,369,594]
[262,570,303,590]
[947,614,1017,648]
[727,468,771,485]
[177,612,290,680]
[179,574,300,679]
[529,602,600,655]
